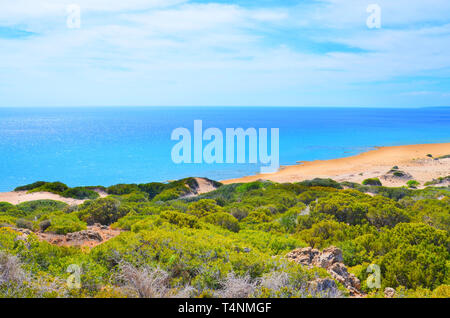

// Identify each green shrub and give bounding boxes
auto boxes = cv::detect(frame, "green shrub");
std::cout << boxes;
[362,178,382,186]
[0,215,17,227]
[187,199,223,217]
[313,192,370,225]
[14,181,47,191]
[152,189,181,202]
[407,180,420,189]
[46,214,87,235]
[1,177,449,298]
[410,199,450,232]
[201,212,240,232]
[278,207,303,233]
[137,182,167,199]
[17,200,68,216]
[298,178,342,189]
[242,211,272,224]
[106,184,140,195]
[78,197,133,225]
[297,191,316,205]
[380,244,447,290]
[236,182,265,193]
[27,182,69,194]
[228,205,251,221]
[366,196,410,228]
[160,210,200,229]
[62,187,100,200]
[0,202,25,218]
[432,285,450,298]
[120,191,149,203]
[16,218,34,230]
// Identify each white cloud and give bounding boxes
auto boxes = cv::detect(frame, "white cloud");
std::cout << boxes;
[0,0,449,106]
[0,0,187,24]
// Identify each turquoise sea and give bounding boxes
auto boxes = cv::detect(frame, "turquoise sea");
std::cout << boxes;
[0,107,449,192]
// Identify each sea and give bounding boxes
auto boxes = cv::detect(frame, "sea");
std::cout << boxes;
[0,106,449,192]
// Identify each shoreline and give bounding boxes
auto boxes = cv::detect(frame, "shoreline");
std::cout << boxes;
[222,142,450,187]
[0,143,449,206]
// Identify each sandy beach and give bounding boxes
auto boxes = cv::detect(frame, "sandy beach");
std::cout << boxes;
[223,143,450,187]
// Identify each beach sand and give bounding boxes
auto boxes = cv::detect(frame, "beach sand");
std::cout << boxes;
[222,143,450,187]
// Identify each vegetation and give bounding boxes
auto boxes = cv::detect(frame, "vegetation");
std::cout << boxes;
[407,180,420,189]
[362,178,382,186]
[14,181,99,200]
[1,177,449,298]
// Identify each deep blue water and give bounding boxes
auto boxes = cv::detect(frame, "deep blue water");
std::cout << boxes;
[0,107,449,192]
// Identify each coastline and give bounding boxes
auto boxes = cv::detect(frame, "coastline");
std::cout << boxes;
[222,142,450,187]
[1,143,449,206]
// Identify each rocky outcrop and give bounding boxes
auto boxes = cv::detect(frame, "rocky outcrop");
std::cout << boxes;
[66,230,103,242]
[286,246,363,297]
[308,278,341,298]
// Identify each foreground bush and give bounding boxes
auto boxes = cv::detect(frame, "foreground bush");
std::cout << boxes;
[78,197,133,225]
[1,177,449,298]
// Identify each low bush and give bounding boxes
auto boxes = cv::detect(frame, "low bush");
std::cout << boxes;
[362,178,382,186]
[298,178,342,189]
[407,180,420,189]
[45,214,87,235]
[201,212,240,233]
[15,218,34,230]
[62,187,100,200]
[78,197,133,225]
[160,210,200,229]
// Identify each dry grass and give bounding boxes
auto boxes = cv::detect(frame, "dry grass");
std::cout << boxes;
[215,273,258,298]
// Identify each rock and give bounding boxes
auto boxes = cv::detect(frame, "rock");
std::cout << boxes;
[66,230,103,242]
[384,287,396,298]
[313,246,343,268]
[308,278,340,297]
[287,246,363,297]
[286,247,320,266]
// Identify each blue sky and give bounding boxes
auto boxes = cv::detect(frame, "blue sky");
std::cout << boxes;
[0,0,449,107]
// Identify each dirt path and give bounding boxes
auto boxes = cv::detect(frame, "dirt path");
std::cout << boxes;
[37,224,122,248]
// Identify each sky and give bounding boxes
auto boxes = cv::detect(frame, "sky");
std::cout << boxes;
[0,0,449,107]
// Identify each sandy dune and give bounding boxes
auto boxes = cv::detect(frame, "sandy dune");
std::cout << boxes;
[0,178,217,205]
[194,177,219,194]
[223,143,450,187]
[0,191,85,205]
[0,189,108,205]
